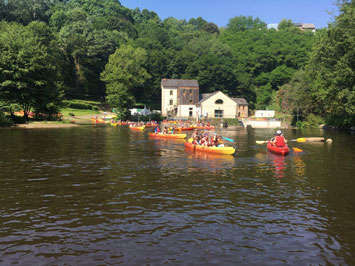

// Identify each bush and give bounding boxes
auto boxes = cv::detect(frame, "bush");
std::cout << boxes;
[296,114,324,129]
[0,113,13,126]
[63,100,101,110]
[128,113,163,122]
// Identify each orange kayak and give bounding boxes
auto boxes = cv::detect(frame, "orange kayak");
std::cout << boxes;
[193,126,215,130]
[129,126,145,131]
[149,133,187,139]
[184,142,236,155]
[267,142,290,156]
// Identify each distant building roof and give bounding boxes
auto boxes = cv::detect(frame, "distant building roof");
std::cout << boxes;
[161,79,199,88]
[198,91,219,104]
[294,23,316,30]
[232,98,249,105]
[198,91,249,105]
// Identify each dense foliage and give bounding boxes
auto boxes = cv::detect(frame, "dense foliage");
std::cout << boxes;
[0,0,354,127]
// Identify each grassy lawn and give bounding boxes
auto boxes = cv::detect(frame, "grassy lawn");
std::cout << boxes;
[60,108,100,118]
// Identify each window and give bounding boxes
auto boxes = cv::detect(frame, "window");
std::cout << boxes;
[215,99,223,104]
[190,89,192,94]
[189,99,193,104]
[169,99,173,105]
[215,110,223,118]
[170,90,173,95]
[183,89,186,96]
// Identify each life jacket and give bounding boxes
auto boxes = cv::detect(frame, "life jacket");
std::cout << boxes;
[275,136,285,147]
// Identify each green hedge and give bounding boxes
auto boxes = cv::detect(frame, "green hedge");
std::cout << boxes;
[63,100,100,110]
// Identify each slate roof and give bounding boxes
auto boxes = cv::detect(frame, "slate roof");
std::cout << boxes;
[198,92,219,103]
[161,79,199,88]
[232,98,249,105]
[198,91,249,106]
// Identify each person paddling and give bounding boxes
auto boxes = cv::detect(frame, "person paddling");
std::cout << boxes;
[271,130,287,147]
[191,129,200,144]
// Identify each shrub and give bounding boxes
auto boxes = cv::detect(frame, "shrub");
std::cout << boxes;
[63,100,100,110]
[296,114,324,129]
[0,113,13,126]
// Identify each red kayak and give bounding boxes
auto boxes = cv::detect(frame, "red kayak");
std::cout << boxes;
[176,127,194,131]
[267,142,290,156]
[193,126,215,130]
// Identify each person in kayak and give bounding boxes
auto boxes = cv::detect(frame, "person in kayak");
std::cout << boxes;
[191,129,201,144]
[154,126,161,133]
[211,133,224,147]
[200,133,211,146]
[271,130,287,147]
[162,126,169,134]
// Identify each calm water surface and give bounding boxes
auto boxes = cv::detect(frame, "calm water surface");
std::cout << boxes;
[0,125,355,265]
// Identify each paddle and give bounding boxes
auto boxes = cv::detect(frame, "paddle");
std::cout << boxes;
[292,147,303,152]
[209,132,235,143]
[221,136,235,143]
[256,137,324,144]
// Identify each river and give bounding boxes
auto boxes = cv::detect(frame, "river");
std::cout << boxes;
[0,125,355,265]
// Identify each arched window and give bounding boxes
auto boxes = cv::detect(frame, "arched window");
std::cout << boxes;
[215,99,223,104]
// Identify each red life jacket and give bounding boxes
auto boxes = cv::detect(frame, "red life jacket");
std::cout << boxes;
[275,136,285,147]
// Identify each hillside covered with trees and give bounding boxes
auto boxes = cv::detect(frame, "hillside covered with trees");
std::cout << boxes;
[0,0,354,127]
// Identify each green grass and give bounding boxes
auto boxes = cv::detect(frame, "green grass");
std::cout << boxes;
[60,108,100,118]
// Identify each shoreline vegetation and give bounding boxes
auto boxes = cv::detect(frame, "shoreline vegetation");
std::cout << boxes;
[1,1,354,129]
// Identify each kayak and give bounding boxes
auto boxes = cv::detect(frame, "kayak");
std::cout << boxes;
[145,124,159,127]
[129,126,145,131]
[267,142,290,156]
[184,141,236,155]
[193,126,215,130]
[149,133,187,139]
[176,127,194,131]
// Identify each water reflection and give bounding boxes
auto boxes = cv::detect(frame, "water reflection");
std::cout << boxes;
[293,153,305,177]
[267,151,287,179]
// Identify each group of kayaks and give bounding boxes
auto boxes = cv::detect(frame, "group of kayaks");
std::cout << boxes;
[149,132,236,155]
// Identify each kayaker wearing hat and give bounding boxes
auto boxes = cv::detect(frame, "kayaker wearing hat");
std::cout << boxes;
[270,130,287,147]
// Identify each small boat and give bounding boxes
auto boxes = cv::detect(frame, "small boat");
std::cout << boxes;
[145,123,159,127]
[176,127,194,131]
[149,133,187,139]
[129,126,146,131]
[184,141,236,155]
[193,126,215,130]
[267,142,290,156]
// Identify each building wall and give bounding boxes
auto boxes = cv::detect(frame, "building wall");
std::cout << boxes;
[200,92,237,118]
[178,87,199,105]
[177,105,198,118]
[237,105,248,118]
[161,87,177,116]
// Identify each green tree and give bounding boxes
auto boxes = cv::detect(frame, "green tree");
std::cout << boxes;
[4,0,58,25]
[307,0,355,126]
[0,21,63,119]
[101,44,150,119]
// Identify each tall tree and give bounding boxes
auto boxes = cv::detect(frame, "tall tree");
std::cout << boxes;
[0,21,62,118]
[306,0,355,126]
[101,44,150,119]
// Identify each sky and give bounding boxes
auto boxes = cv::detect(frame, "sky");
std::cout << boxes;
[119,0,338,29]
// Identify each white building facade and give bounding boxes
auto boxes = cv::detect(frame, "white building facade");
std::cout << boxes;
[161,79,248,119]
